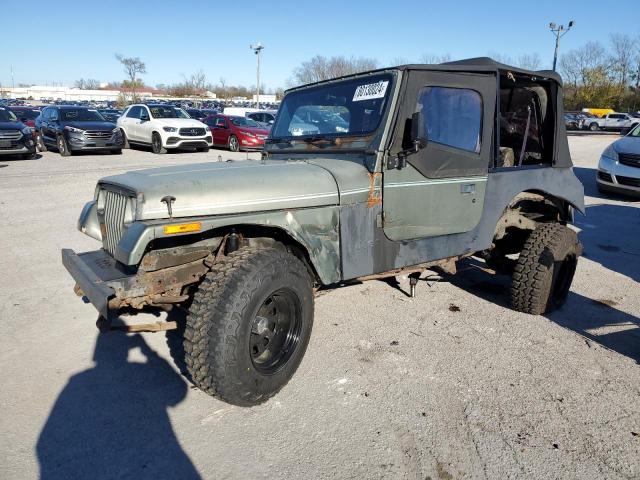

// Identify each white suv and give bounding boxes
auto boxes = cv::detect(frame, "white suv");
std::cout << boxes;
[117,104,212,154]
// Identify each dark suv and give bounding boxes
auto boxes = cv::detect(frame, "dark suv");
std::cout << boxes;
[0,107,37,159]
[35,106,123,156]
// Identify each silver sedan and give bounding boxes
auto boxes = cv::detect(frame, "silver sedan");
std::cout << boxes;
[596,124,640,197]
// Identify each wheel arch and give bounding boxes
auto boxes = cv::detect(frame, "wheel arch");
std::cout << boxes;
[117,207,341,285]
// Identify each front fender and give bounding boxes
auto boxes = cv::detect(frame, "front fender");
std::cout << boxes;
[114,206,342,285]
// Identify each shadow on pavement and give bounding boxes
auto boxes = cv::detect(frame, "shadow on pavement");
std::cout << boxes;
[573,202,640,283]
[447,259,640,364]
[36,332,201,479]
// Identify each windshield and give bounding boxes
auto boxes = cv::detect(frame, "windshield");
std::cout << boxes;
[149,106,190,119]
[628,123,640,137]
[0,109,18,122]
[61,109,105,122]
[230,116,261,128]
[271,74,393,139]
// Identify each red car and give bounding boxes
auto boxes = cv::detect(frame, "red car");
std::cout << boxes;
[203,114,269,151]
[8,107,41,128]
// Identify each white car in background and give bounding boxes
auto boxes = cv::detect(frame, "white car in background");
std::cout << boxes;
[117,104,212,154]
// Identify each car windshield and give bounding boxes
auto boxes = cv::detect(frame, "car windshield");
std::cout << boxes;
[271,74,393,141]
[61,109,105,121]
[149,106,190,119]
[230,116,261,127]
[0,109,18,122]
[628,124,640,137]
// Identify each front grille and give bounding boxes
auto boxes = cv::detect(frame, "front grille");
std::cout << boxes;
[616,175,640,187]
[102,190,130,256]
[84,130,112,139]
[0,130,22,140]
[597,171,613,182]
[618,153,640,168]
[179,127,205,136]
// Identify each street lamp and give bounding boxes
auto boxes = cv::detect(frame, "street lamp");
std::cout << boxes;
[549,20,574,71]
[250,42,264,108]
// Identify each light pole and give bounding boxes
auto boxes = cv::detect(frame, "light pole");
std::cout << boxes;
[250,42,264,108]
[549,21,574,71]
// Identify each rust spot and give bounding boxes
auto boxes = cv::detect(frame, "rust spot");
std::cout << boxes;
[366,172,382,207]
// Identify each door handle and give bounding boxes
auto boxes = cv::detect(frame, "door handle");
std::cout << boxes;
[460,183,476,194]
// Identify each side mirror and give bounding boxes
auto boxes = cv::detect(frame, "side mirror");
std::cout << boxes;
[140,114,149,122]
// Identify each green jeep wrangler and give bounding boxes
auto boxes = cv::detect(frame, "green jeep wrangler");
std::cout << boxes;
[63,58,584,406]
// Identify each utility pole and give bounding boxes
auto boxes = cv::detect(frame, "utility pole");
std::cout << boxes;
[11,65,15,89]
[250,42,264,108]
[549,21,574,71]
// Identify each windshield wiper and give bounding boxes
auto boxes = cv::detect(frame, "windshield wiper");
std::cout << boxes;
[265,138,292,145]
[300,136,337,146]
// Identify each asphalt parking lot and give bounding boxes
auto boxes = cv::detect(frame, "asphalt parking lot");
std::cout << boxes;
[0,137,638,479]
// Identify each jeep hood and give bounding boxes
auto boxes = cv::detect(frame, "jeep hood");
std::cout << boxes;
[99,160,343,220]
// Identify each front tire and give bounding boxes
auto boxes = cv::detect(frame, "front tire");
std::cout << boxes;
[151,132,167,154]
[589,122,599,132]
[57,135,71,156]
[184,246,314,406]
[511,223,581,315]
[120,129,130,149]
[36,131,47,152]
[228,135,239,152]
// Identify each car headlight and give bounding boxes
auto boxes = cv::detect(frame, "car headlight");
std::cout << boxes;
[112,127,119,134]
[163,126,177,132]
[242,131,256,138]
[601,144,618,161]
[64,126,84,134]
[21,127,32,135]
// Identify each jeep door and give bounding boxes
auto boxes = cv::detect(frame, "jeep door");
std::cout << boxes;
[137,106,154,142]
[383,70,496,241]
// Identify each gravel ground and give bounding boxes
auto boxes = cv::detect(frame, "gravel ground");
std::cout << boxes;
[0,137,638,480]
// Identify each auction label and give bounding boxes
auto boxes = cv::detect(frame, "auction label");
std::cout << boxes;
[353,80,389,102]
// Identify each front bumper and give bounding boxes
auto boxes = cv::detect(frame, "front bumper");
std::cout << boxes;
[66,132,124,151]
[165,135,213,149]
[597,154,640,197]
[61,249,133,320]
[0,137,36,155]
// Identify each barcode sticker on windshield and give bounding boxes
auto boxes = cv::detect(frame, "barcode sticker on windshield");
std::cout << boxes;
[353,80,389,102]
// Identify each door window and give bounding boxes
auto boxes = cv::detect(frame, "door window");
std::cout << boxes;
[215,117,227,128]
[416,87,482,153]
[127,106,142,119]
[49,109,59,121]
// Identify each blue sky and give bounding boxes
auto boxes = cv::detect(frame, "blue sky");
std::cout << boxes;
[2,0,637,91]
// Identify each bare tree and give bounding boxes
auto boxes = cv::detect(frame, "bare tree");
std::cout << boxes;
[115,54,147,101]
[516,53,542,71]
[609,34,635,86]
[74,78,100,90]
[290,55,378,86]
[419,53,451,64]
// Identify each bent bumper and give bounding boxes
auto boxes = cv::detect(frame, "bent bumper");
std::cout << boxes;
[61,248,132,320]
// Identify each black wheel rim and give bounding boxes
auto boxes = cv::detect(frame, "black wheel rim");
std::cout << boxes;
[551,254,577,307]
[249,288,302,375]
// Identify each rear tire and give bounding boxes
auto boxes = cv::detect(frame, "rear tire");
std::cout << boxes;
[511,223,581,315]
[151,132,167,154]
[184,246,314,406]
[57,135,71,156]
